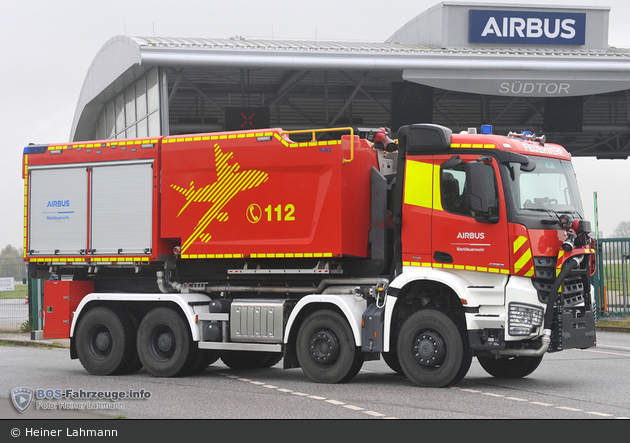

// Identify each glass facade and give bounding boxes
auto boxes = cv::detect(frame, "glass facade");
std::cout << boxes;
[94,68,161,140]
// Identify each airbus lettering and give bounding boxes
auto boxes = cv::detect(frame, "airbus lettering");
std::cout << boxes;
[457,232,485,240]
[469,10,586,45]
[46,200,70,208]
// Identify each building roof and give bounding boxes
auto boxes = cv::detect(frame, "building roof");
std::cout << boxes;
[71,34,630,142]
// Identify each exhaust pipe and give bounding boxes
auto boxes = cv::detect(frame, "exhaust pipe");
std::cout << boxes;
[491,329,551,357]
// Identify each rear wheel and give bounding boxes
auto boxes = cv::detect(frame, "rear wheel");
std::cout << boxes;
[477,355,543,379]
[397,309,471,387]
[296,310,364,384]
[137,307,197,377]
[76,307,138,375]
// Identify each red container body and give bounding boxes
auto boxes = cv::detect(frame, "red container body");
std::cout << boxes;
[160,130,379,260]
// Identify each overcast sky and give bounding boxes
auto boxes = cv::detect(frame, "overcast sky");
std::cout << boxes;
[1,0,629,249]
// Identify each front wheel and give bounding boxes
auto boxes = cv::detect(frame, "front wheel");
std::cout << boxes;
[296,310,364,384]
[397,309,472,387]
[477,355,543,379]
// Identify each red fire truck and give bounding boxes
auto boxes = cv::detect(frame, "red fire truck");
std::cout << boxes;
[23,123,596,387]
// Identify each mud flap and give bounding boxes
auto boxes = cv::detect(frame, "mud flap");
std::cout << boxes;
[562,307,596,350]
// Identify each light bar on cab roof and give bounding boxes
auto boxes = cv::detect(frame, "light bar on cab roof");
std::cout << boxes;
[23,145,48,154]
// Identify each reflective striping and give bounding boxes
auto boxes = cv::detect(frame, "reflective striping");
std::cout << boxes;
[513,235,527,253]
[404,160,433,208]
[513,235,534,277]
[182,254,243,259]
[450,143,496,149]
[556,250,565,276]
[403,261,508,274]
[432,164,443,211]
[23,175,28,258]
[273,132,342,149]
[29,257,151,263]
[514,248,532,272]
[180,252,334,259]
[163,133,274,144]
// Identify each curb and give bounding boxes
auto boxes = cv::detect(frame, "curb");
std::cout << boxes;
[596,325,630,333]
[0,335,70,349]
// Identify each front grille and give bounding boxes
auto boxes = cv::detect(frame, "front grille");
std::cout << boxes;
[532,256,586,307]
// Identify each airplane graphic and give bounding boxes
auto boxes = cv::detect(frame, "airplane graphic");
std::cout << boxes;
[171,143,269,253]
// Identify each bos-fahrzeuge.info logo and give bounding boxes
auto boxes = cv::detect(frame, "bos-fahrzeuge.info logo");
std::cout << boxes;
[10,387,151,413]
[469,9,586,45]
[11,388,34,413]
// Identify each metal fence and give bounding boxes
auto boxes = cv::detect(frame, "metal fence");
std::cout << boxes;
[593,238,630,319]
[0,257,29,331]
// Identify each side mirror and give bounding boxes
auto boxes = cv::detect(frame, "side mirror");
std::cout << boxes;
[465,160,499,224]
[465,161,490,213]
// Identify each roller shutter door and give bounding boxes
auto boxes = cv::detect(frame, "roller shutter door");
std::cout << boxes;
[90,161,153,255]
[28,167,88,255]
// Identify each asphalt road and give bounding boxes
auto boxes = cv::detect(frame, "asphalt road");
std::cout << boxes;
[1,331,629,421]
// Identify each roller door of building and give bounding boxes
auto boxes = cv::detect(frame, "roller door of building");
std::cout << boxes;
[28,166,88,255]
[90,160,153,255]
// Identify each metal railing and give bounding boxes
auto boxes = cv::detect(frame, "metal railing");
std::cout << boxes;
[593,238,630,319]
[0,258,29,331]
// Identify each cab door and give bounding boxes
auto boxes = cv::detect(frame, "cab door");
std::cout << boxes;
[431,154,510,275]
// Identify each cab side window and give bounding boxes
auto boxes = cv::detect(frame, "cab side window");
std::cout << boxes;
[441,168,469,216]
[441,164,499,217]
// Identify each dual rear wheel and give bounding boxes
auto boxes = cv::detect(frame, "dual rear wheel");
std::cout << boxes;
[76,306,220,377]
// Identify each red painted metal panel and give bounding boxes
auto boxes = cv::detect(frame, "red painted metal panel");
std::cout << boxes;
[43,280,94,339]
[160,130,378,259]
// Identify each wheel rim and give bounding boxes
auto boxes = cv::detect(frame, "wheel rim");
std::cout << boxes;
[413,330,447,369]
[88,325,112,360]
[308,328,340,366]
[149,326,176,362]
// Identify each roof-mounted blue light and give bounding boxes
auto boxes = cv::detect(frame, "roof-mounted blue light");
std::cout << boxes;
[481,125,493,134]
[23,145,48,154]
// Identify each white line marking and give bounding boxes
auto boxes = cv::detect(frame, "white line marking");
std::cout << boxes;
[325,399,345,405]
[585,411,614,417]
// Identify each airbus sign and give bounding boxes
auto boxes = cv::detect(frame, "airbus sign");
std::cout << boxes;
[469,10,586,45]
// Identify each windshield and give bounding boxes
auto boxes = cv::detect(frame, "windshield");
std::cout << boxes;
[502,157,584,218]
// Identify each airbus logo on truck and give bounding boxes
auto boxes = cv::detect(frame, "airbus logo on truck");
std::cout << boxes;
[469,10,586,45]
[46,200,70,208]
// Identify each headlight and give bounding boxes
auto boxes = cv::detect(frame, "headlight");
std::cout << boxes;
[508,303,543,336]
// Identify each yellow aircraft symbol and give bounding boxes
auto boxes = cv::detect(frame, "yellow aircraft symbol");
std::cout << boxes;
[171,143,269,253]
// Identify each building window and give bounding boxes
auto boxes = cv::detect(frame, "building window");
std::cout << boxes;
[94,68,161,140]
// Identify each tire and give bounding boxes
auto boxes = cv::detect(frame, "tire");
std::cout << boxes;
[136,307,197,377]
[124,311,144,374]
[397,309,472,388]
[188,350,223,375]
[75,307,138,376]
[477,355,543,379]
[221,351,283,370]
[296,310,364,384]
[382,350,403,375]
